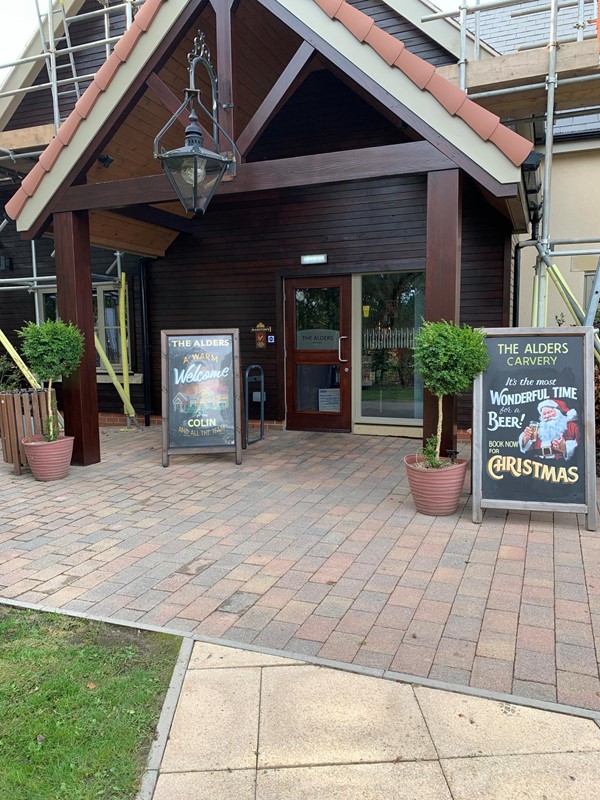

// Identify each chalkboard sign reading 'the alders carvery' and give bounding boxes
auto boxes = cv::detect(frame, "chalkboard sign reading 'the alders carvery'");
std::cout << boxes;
[161,329,242,466]
[472,327,596,531]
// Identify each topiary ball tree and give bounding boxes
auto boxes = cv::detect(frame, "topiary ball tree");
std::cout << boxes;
[19,320,84,442]
[414,320,489,464]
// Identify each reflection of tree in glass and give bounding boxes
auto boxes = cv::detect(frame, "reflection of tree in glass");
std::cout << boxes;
[295,288,339,332]
[362,273,424,388]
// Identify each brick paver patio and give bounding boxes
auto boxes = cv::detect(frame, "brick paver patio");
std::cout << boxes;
[1,427,599,710]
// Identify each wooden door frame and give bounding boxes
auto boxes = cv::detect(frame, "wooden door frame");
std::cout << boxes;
[283,275,352,431]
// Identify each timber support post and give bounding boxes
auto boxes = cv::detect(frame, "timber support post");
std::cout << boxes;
[54,210,101,466]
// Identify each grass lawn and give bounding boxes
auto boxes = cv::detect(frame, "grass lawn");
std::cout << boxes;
[0,606,181,800]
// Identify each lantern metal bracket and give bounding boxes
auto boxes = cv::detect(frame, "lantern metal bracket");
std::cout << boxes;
[153,31,237,212]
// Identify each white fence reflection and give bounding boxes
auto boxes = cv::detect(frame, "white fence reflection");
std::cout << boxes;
[363,328,416,350]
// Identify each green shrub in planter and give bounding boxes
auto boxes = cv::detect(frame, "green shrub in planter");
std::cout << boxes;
[414,320,489,467]
[18,320,84,442]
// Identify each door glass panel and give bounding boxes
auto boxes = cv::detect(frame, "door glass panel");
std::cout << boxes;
[295,364,340,412]
[295,287,340,350]
[361,272,425,420]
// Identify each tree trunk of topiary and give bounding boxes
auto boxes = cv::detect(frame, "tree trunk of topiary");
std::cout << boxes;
[436,394,443,461]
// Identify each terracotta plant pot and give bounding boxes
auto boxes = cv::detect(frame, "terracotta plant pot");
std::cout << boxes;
[404,453,468,516]
[22,434,75,481]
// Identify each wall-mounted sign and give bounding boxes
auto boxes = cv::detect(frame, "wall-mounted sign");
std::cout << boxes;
[161,329,242,467]
[300,254,328,265]
[318,388,340,412]
[251,322,272,333]
[472,327,596,530]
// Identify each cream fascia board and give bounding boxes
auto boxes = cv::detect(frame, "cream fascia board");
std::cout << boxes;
[0,0,87,131]
[277,0,521,186]
[16,0,190,233]
[385,0,496,61]
[550,138,600,155]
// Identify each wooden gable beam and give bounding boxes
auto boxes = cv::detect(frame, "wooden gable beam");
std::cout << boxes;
[211,0,236,149]
[50,141,459,213]
[237,41,316,159]
[146,72,215,151]
[113,204,197,234]
[253,0,515,201]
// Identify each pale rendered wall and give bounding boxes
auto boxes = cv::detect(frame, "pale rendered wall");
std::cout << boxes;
[517,143,600,327]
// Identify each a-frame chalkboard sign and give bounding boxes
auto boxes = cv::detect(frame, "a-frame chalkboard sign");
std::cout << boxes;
[161,329,242,467]
[472,327,596,531]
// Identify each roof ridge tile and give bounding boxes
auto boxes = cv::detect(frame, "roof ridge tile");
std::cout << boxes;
[314,0,344,19]
[133,0,164,32]
[334,3,374,42]
[364,25,404,65]
[311,0,532,167]
[56,111,84,146]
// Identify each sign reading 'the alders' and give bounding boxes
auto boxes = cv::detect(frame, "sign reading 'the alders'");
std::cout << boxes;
[472,327,596,531]
[161,329,242,467]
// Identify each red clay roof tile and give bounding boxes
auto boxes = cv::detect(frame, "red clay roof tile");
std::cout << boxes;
[20,163,46,197]
[456,100,500,141]
[426,73,467,116]
[364,26,404,65]
[38,136,65,172]
[4,187,29,220]
[95,53,122,91]
[75,82,102,119]
[133,0,163,31]
[334,3,373,42]
[114,21,144,63]
[489,123,534,166]
[56,111,83,146]
[395,48,436,90]
[313,0,345,19]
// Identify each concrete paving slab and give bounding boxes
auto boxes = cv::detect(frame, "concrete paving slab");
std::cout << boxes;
[256,762,453,799]
[159,668,260,772]
[416,687,600,758]
[258,665,437,768]
[189,640,303,669]
[153,769,256,800]
[441,752,600,800]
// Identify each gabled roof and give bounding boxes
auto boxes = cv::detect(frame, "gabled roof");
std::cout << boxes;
[6,0,532,230]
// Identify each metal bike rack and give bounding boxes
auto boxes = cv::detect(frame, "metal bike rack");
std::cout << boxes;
[244,364,265,446]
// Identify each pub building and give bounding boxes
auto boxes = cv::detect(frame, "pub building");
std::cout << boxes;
[1,0,534,466]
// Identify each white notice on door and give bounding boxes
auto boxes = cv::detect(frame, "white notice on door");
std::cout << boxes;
[318,388,340,412]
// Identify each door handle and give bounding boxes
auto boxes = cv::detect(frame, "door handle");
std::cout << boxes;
[338,335,348,363]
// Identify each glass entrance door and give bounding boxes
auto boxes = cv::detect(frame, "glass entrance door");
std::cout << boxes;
[285,276,351,431]
[359,272,425,423]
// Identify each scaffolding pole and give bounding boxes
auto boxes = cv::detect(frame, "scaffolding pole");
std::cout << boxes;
[421,0,600,330]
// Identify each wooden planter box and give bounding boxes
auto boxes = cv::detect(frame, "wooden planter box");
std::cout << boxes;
[0,389,53,475]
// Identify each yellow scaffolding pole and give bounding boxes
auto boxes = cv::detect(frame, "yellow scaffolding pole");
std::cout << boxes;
[94,333,137,418]
[0,328,41,388]
[118,270,132,419]
[531,271,539,327]
[547,264,600,363]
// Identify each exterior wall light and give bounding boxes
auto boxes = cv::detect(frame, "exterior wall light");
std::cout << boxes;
[153,31,236,214]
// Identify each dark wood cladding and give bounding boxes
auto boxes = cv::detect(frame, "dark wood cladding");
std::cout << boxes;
[458,178,513,428]
[247,69,411,162]
[347,0,456,67]
[460,180,512,330]
[146,175,428,420]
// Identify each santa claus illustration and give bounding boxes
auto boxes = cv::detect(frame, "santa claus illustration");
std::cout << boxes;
[518,398,579,460]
